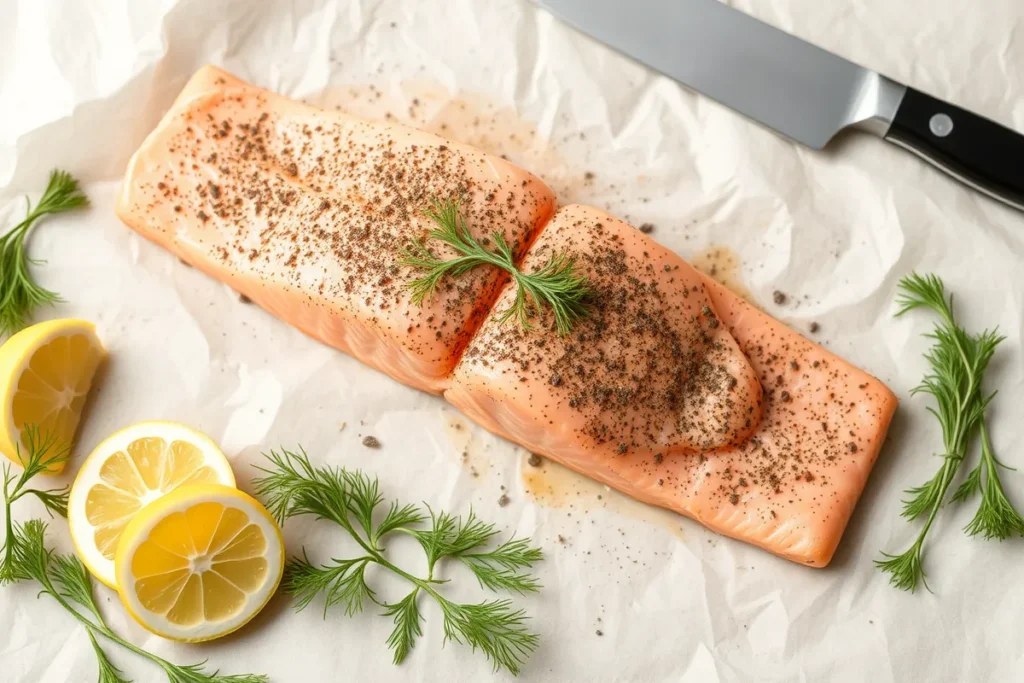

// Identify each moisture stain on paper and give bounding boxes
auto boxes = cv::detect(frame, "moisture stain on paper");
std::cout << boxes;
[444,413,484,480]
[520,451,607,510]
[520,452,686,541]
[690,245,757,306]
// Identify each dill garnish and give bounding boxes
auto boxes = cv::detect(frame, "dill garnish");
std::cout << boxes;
[253,447,543,675]
[401,199,590,335]
[876,273,1023,592]
[0,170,89,336]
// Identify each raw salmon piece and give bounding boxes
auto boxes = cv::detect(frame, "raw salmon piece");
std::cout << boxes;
[447,205,897,566]
[116,66,555,393]
[632,275,897,566]
[447,204,765,462]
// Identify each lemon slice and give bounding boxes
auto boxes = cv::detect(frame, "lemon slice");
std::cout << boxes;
[0,319,105,473]
[68,421,235,588]
[114,483,284,642]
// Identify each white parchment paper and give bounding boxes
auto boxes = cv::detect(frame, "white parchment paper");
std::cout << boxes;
[2,1,1024,681]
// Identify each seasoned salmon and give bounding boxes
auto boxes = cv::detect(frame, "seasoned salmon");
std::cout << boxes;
[120,67,897,567]
[446,204,764,459]
[446,205,897,566]
[116,66,556,393]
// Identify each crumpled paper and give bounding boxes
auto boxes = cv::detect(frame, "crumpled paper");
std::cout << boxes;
[2,0,1024,681]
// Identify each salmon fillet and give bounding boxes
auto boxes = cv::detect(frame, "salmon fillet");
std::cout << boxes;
[119,67,897,567]
[116,66,556,393]
[446,204,764,460]
[446,205,897,566]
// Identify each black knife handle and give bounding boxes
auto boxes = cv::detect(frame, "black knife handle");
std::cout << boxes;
[884,87,1024,211]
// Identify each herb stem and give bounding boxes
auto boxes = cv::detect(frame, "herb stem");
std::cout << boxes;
[30,555,195,678]
[349,523,453,589]
[1,496,14,578]
[345,521,382,557]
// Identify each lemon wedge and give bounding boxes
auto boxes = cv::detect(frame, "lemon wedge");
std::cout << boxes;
[0,318,104,472]
[114,483,284,642]
[68,421,235,588]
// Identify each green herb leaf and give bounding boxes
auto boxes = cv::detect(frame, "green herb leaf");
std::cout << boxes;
[285,551,375,617]
[950,463,982,503]
[875,538,928,593]
[341,469,383,541]
[407,507,458,573]
[373,501,426,545]
[0,515,29,585]
[50,552,105,621]
[1,426,71,584]
[437,597,539,676]
[383,589,423,665]
[961,421,1024,540]
[458,537,543,595]
[252,447,349,527]
[401,198,591,335]
[12,424,72,482]
[408,508,508,577]
[155,660,268,683]
[0,170,89,336]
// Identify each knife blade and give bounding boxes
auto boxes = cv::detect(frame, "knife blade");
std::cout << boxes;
[538,0,1024,212]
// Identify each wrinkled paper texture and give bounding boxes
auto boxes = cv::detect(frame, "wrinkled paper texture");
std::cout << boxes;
[2,0,1024,681]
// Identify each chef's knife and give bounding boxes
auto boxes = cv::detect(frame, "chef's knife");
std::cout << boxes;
[538,0,1024,212]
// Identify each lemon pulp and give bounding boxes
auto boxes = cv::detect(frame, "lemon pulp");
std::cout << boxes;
[85,437,225,562]
[115,484,284,642]
[13,333,97,439]
[0,319,104,472]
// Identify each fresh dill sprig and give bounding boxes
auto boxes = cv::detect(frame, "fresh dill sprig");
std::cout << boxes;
[437,596,538,672]
[1,425,71,585]
[253,446,544,675]
[400,198,590,335]
[0,170,89,336]
[876,273,1022,592]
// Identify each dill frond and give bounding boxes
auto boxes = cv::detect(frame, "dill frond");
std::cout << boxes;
[383,589,423,665]
[0,170,89,336]
[401,198,590,335]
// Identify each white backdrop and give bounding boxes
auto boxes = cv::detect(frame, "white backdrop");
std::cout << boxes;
[1,0,1023,681]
